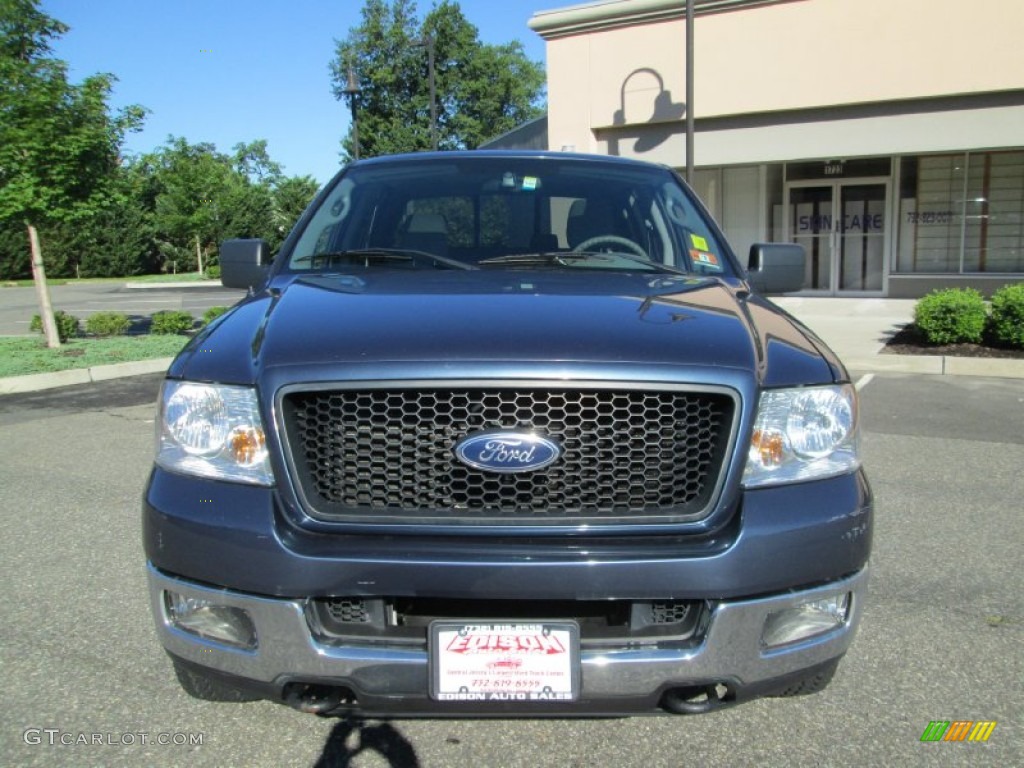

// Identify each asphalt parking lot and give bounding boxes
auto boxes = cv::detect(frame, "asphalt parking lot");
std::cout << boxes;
[0,372,1020,767]
[0,283,245,336]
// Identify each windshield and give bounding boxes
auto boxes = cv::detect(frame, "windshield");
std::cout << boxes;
[287,155,734,277]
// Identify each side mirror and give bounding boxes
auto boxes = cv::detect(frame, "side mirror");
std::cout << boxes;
[220,239,271,290]
[747,243,805,294]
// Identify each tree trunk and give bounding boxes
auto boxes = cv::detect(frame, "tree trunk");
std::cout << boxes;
[28,224,61,349]
[195,234,204,275]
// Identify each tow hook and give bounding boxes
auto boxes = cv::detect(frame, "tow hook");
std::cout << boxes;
[661,683,732,714]
[283,683,352,715]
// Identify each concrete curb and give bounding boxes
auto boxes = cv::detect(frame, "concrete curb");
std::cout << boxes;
[0,357,175,395]
[943,356,1024,378]
[123,280,224,290]
[843,355,1024,378]
[842,356,945,375]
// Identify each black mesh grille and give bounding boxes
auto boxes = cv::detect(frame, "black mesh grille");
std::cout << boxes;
[651,601,693,624]
[324,598,370,624]
[282,386,735,525]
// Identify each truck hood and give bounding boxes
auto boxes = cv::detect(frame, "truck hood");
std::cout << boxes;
[173,271,841,387]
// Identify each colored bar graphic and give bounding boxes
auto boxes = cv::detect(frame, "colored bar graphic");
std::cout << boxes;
[944,721,972,742]
[921,721,949,742]
[920,720,997,743]
[968,721,997,742]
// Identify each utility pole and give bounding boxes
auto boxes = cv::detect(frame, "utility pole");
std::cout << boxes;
[686,0,695,183]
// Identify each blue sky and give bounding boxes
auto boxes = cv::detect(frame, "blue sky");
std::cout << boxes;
[43,0,557,185]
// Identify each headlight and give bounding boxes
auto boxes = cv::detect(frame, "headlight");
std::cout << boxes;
[743,384,860,487]
[156,381,273,486]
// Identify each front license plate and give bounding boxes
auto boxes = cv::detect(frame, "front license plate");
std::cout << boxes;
[430,621,580,703]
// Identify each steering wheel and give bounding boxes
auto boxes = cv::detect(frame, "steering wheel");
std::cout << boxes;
[572,235,648,260]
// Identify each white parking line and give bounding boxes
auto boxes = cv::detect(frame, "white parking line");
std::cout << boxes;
[855,374,874,391]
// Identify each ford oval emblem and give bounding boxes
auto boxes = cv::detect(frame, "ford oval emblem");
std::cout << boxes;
[454,431,561,474]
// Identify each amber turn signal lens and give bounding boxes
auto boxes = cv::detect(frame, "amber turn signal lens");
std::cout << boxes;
[751,429,784,467]
[229,427,266,466]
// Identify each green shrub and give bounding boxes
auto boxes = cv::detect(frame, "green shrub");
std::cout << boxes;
[58,311,81,342]
[913,288,987,345]
[988,283,1024,348]
[85,311,131,337]
[202,305,229,326]
[150,310,195,335]
[205,264,221,280]
[29,310,81,342]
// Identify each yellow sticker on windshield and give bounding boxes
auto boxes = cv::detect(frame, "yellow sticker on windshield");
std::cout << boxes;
[690,234,709,251]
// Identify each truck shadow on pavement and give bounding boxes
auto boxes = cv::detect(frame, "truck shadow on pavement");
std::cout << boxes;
[314,718,420,767]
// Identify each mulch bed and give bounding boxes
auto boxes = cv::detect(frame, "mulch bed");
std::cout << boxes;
[882,325,1024,359]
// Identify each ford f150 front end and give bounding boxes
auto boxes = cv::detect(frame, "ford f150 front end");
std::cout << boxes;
[143,151,871,716]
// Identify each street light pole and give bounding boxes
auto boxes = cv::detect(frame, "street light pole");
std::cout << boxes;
[414,35,438,151]
[343,65,361,161]
[685,0,694,183]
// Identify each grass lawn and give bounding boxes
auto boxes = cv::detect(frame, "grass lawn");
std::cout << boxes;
[0,335,188,378]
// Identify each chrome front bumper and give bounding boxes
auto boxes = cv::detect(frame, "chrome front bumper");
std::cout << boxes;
[148,563,868,714]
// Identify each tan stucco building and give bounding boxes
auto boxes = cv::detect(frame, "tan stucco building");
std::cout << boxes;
[511,0,1024,297]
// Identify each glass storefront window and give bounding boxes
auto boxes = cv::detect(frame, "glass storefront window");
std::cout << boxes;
[897,154,963,273]
[963,151,1024,273]
[897,151,1024,274]
[693,165,781,264]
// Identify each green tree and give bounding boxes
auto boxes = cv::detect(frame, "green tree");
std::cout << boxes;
[149,137,320,270]
[152,137,238,273]
[233,139,283,185]
[0,219,28,279]
[0,157,162,280]
[0,3,309,285]
[270,175,320,248]
[75,165,160,277]
[330,0,544,160]
[0,0,144,342]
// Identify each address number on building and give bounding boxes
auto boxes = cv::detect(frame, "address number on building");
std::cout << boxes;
[429,621,580,702]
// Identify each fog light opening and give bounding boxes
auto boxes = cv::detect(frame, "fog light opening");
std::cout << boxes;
[762,592,851,649]
[164,591,258,650]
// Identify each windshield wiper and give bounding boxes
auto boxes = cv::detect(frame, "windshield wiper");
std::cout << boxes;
[298,248,475,271]
[600,251,690,275]
[478,252,617,268]
[478,251,688,275]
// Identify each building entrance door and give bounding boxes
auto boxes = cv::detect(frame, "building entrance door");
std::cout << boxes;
[787,181,889,294]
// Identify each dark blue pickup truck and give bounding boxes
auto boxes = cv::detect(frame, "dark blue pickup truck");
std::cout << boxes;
[143,151,871,716]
